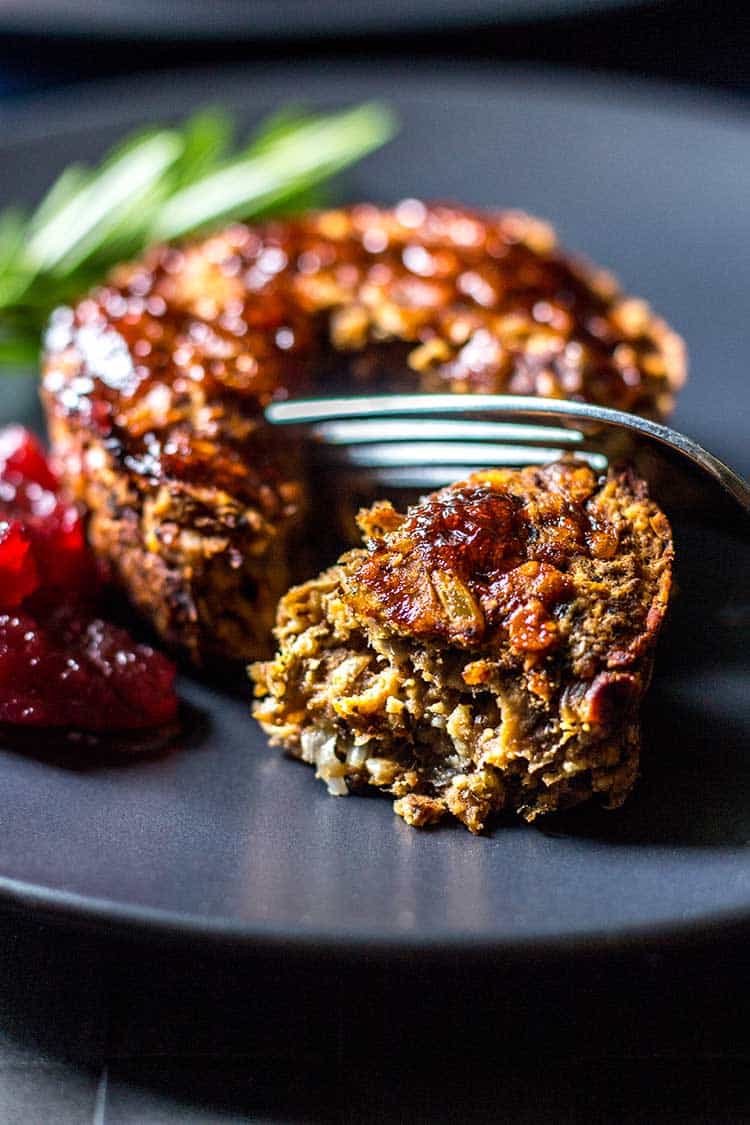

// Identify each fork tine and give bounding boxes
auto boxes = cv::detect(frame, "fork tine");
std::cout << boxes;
[316,440,608,471]
[266,393,591,422]
[321,465,521,489]
[310,418,584,447]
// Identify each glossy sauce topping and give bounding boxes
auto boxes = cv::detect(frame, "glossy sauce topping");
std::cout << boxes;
[349,463,618,655]
[42,204,685,499]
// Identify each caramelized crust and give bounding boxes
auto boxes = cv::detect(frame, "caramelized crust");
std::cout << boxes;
[252,463,673,832]
[42,202,685,662]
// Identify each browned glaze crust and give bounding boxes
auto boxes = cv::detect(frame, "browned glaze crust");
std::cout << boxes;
[252,463,673,831]
[42,202,685,663]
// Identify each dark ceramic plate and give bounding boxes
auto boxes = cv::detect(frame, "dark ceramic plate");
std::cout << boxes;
[0,65,749,956]
[0,1,644,40]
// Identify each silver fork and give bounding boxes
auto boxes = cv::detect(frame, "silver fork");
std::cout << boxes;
[266,392,750,768]
[265,393,750,518]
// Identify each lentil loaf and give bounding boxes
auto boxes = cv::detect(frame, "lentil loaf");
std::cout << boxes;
[41,202,685,664]
[251,462,673,831]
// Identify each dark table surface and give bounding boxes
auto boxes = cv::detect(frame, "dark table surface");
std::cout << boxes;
[0,907,749,1123]
[1,6,750,1121]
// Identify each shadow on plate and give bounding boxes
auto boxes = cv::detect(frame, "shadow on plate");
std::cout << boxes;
[542,688,750,848]
[0,699,210,772]
[541,493,750,849]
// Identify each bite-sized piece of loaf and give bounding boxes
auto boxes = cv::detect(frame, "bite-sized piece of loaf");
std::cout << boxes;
[42,203,685,664]
[252,462,673,832]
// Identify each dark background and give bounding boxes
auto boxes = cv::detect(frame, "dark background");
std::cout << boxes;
[1,3,749,1121]
[0,1,749,99]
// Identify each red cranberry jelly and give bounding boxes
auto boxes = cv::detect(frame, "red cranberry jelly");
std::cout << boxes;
[0,427,177,730]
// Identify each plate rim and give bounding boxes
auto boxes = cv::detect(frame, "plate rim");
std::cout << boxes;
[0,0,651,42]
[2,60,750,148]
[4,869,750,958]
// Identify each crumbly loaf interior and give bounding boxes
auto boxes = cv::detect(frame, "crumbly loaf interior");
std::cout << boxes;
[252,462,673,832]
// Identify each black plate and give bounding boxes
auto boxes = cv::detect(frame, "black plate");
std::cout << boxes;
[0,1,644,41]
[0,64,749,956]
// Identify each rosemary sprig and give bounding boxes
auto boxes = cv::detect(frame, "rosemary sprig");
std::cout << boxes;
[0,101,396,371]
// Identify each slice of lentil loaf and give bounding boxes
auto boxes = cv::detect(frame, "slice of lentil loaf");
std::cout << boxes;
[251,461,673,832]
[42,202,684,664]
